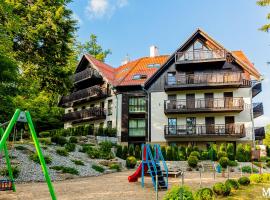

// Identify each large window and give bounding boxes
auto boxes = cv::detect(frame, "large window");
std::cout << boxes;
[129,97,146,113]
[129,119,145,137]
[108,100,113,115]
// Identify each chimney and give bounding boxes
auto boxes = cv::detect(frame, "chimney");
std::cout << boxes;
[150,45,159,57]
[121,54,130,65]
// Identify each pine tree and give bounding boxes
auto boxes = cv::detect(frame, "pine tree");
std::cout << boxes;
[257,0,270,32]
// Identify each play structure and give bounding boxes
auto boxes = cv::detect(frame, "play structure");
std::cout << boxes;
[0,109,57,199]
[128,144,168,191]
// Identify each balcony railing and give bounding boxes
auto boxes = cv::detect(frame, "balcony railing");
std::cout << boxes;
[63,107,106,122]
[164,97,244,113]
[252,81,262,98]
[164,72,251,90]
[129,105,146,113]
[73,68,102,84]
[175,49,227,64]
[164,124,245,138]
[253,102,264,118]
[61,86,109,106]
[129,127,146,137]
[255,127,265,140]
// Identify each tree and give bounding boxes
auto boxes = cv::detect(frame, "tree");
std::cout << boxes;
[78,34,111,62]
[263,124,270,145]
[257,0,270,32]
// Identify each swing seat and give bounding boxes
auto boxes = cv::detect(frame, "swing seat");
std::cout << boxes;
[0,180,13,191]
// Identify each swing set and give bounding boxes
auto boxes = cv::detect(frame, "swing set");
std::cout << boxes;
[0,109,57,200]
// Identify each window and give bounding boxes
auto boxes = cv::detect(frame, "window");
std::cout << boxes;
[129,97,146,112]
[108,100,113,115]
[167,72,176,85]
[148,63,161,68]
[107,121,112,129]
[186,117,196,134]
[129,119,145,137]
[168,118,177,135]
[132,74,141,80]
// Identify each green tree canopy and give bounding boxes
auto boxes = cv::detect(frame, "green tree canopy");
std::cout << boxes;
[263,124,270,145]
[257,0,270,32]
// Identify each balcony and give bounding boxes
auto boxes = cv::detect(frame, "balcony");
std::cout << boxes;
[255,127,265,140]
[129,105,146,114]
[164,72,251,91]
[175,49,227,64]
[252,81,262,98]
[73,68,102,84]
[164,97,244,114]
[63,107,106,124]
[164,124,245,139]
[253,102,264,118]
[60,86,109,107]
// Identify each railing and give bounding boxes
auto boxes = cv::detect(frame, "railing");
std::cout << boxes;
[154,144,168,189]
[252,81,262,98]
[253,102,264,118]
[61,86,109,105]
[73,68,102,83]
[165,72,251,88]
[164,124,245,137]
[175,49,226,63]
[63,107,106,122]
[129,127,146,137]
[129,105,146,113]
[164,97,244,113]
[255,127,265,140]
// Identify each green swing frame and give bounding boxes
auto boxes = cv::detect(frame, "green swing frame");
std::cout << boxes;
[0,109,57,200]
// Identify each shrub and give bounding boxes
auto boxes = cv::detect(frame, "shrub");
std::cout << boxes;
[179,146,186,159]
[238,176,250,186]
[188,156,198,168]
[92,164,105,173]
[109,164,121,171]
[267,161,270,168]
[160,146,166,160]
[80,144,93,153]
[217,151,227,160]
[225,179,239,190]
[15,145,27,151]
[241,166,258,173]
[195,188,214,200]
[0,166,20,179]
[163,186,194,200]
[87,148,100,159]
[228,160,238,167]
[122,146,128,160]
[126,156,137,169]
[62,167,79,175]
[50,166,64,171]
[56,148,69,157]
[219,143,226,152]
[244,144,251,162]
[166,146,173,161]
[219,157,229,169]
[261,173,270,182]
[39,131,50,138]
[51,135,67,146]
[99,141,113,153]
[226,143,235,161]
[212,182,231,196]
[65,143,76,152]
[208,144,217,161]
[71,160,84,166]
[134,145,141,159]
[69,136,78,143]
[200,151,209,160]
[29,153,52,164]
[190,151,200,159]
[186,145,193,157]
[39,138,52,145]
[116,145,123,158]
[173,146,179,161]
[236,144,245,162]
[249,174,262,183]
[128,145,134,156]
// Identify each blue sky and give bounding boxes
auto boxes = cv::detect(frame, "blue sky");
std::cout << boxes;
[69,0,270,126]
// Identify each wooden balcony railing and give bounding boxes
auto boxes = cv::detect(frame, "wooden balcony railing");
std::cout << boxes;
[165,72,251,90]
[164,97,244,113]
[164,124,245,138]
[253,102,264,118]
[61,86,109,106]
[63,107,106,122]
[175,49,227,63]
[73,68,102,84]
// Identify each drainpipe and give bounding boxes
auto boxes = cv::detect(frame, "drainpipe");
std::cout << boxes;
[250,84,256,149]
[142,86,150,143]
[112,87,119,140]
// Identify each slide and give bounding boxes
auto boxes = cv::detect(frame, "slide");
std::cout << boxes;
[128,163,148,182]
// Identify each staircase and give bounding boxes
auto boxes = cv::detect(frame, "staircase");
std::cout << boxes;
[148,162,167,189]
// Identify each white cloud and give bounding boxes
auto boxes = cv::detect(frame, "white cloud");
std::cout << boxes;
[72,13,83,25]
[86,0,128,19]
[254,115,270,127]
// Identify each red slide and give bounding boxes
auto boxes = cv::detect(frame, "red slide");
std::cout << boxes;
[128,163,148,182]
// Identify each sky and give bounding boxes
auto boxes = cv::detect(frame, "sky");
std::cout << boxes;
[69,0,270,127]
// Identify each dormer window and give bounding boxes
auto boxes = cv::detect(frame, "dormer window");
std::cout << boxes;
[148,63,161,68]
[132,74,147,80]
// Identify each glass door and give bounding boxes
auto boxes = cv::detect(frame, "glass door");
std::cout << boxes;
[168,118,177,135]
[186,117,196,135]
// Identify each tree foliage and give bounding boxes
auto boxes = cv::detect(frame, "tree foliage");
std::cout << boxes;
[263,124,270,146]
[257,0,270,32]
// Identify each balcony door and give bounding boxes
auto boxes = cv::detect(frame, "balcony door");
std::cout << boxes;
[186,72,194,84]
[168,118,177,135]
[204,93,214,109]
[186,94,195,109]
[168,95,176,110]
[205,117,215,134]
[224,92,233,109]
[186,117,196,135]
[225,116,235,135]
[167,72,176,85]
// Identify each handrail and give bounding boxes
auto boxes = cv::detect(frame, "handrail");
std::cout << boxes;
[144,144,158,191]
[154,144,168,188]
[175,49,226,62]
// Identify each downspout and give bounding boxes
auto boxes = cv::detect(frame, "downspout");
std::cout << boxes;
[112,87,119,141]
[142,86,150,143]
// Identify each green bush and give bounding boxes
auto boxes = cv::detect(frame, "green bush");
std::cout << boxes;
[219,143,226,152]
[188,156,198,168]
[163,186,194,200]
[228,160,238,167]
[56,148,69,157]
[225,179,239,190]
[194,188,214,200]
[116,145,123,158]
[179,146,186,159]
[69,136,78,143]
[200,151,209,160]
[212,182,231,196]
[236,144,245,162]
[226,143,235,161]
[249,174,262,183]
[65,143,76,152]
[109,164,121,171]
[80,144,93,153]
[266,161,270,168]
[122,146,128,160]
[261,173,270,182]
[166,146,173,161]
[190,151,200,159]
[219,157,229,169]
[51,166,79,175]
[134,145,141,159]
[29,153,52,164]
[92,164,105,173]
[126,156,137,169]
[217,151,227,160]
[186,145,193,157]
[87,148,100,159]
[244,144,251,162]
[51,135,67,146]
[39,131,50,138]
[0,166,20,179]
[15,145,27,151]
[173,146,179,161]
[71,160,84,166]
[241,166,259,173]
[208,144,217,161]
[128,145,134,156]
[39,138,52,145]
[160,146,166,160]
[238,176,250,186]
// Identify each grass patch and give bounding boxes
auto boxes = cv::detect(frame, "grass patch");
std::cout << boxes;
[241,166,259,173]
[50,166,79,175]
[29,153,52,164]
[0,166,20,179]
[56,148,69,156]
[109,163,121,171]
[71,159,85,166]
[15,145,27,151]
[92,164,105,173]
